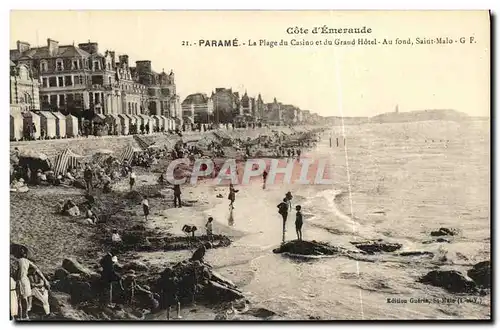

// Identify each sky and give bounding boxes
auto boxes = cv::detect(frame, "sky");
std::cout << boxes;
[10,10,490,117]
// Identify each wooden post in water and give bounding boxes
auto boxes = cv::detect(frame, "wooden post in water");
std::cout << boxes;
[336,138,339,147]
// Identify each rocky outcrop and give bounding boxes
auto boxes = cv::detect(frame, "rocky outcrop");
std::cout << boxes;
[153,260,244,306]
[351,240,402,254]
[273,240,341,256]
[430,228,459,237]
[467,261,491,288]
[418,270,476,293]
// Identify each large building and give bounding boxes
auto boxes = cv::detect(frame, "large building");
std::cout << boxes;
[10,61,40,112]
[211,88,240,123]
[181,93,213,124]
[10,38,181,123]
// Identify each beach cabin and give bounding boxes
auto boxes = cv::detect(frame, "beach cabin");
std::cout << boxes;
[39,111,57,138]
[105,114,121,135]
[51,112,67,138]
[130,115,141,134]
[151,115,161,132]
[158,115,167,132]
[138,114,152,134]
[22,111,41,140]
[10,111,23,141]
[117,114,130,135]
[65,114,79,137]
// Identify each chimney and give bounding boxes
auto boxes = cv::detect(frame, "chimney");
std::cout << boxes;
[119,55,129,66]
[16,41,30,53]
[109,51,116,66]
[47,39,59,56]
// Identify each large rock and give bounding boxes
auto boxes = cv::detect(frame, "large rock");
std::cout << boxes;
[467,261,491,288]
[54,268,70,281]
[62,258,97,278]
[430,227,459,237]
[351,240,402,254]
[273,240,340,256]
[418,270,476,293]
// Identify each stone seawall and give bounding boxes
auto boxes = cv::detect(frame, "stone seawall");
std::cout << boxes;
[10,126,311,158]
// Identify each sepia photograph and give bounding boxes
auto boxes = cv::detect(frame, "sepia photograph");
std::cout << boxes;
[8,10,491,321]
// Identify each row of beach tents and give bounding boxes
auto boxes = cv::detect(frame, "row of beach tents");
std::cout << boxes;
[10,110,178,140]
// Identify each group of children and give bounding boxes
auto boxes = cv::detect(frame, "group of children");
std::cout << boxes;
[277,191,303,242]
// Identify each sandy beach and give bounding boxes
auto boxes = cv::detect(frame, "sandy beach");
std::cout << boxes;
[10,121,491,320]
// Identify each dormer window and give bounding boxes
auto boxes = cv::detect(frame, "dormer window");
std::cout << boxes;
[40,61,48,72]
[72,59,79,70]
[93,61,100,71]
[56,59,64,71]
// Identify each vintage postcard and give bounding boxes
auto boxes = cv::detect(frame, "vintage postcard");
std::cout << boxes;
[9,10,490,321]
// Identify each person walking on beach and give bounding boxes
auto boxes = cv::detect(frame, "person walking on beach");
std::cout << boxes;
[142,196,150,221]
[262,170,268,189]
[173,184,182,208]
[277,198,289,242]
[228,183,239,209]
[99,252,123,306]
[129,170,136,191]
[205,217,214,242]
[295,205,303,241]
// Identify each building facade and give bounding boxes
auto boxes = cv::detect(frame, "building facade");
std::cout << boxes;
[181,93,214,124]
[10,38,181,123]
[10,61,40,112]
[211,88,240,123]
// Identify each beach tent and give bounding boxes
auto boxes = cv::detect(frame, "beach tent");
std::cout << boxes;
[39,111,57,138]
[51,148,83,176]
[65,114,79,138]
[105,114,121,135]
[18,150,51,174]
[22,111,41,140]
[117,145,139,164]
[51,112,67,138]
[117,114,130,135]
[151,115,160,132]
[10,111,23,141]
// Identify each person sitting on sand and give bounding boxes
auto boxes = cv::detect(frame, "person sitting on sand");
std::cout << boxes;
[29,272,51,318]
[295,205,303,241]
[205,217,214,241]
[142,196,150,221]
[111,229,122,243]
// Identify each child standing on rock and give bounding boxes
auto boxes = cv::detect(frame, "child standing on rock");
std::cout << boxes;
[295,205,303,241]
[206,217,214,241]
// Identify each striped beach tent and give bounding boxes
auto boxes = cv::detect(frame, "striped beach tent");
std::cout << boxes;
[118,145,136,164]
[52,148,83,176]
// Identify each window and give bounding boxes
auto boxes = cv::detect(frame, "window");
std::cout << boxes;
[50,95,57,106]
[95,93,100,104]
[59,95,65,107]
[93,61,100,70]
[91,75,103,86]
[40,61,48,72]
[72,60,79,70]
[56,59,64,71]
[74,76,80,85]
[75,93,83,107]
[84,60,89,69]
[65,76,72,86]
[42,95,49,106]
[42,78,48,88]
[58,77,64,87]
[49,77,57,87]
[108,77,112,85]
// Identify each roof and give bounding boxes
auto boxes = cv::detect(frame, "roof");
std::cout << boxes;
[38,111,57,119]
[182,93,210,105]
[10,45,91,61]
[10,60,15,66]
